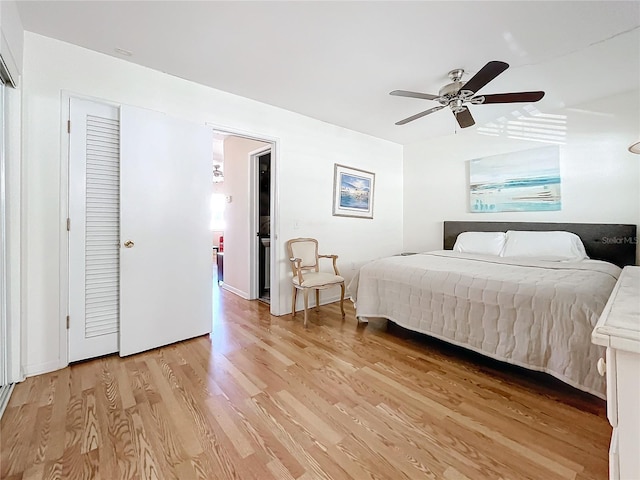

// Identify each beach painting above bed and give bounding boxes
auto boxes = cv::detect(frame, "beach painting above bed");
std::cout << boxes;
[469,146,561,212]
[332,164,375,218]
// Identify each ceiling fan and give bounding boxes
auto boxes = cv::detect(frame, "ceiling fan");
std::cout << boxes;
[390,61,545,128]
[213,164,224,182]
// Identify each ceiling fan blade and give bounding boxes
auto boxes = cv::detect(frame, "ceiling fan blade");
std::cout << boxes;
[461,61,509,95]
[474,91,545,104]
[454,107,475,128]
[395,105,445,125]
[390,90,440,101]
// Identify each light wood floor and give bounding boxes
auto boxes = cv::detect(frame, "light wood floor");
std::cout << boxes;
[1,284,610,479]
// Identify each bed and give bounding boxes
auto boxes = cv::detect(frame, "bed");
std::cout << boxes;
[349,222,637,398]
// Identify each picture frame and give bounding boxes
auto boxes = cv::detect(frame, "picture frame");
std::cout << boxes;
[469,146,561,213]
[332,164,375,219]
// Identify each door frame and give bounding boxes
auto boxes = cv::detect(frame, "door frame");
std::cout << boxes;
[205,123,280,316]
[0,78,6,386]
[248,145,272,301]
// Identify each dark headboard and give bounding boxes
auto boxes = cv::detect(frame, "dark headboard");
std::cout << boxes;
[443,221,637,268]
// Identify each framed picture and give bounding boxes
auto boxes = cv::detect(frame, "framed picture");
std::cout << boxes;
[469,146,561,213]
[332,164,375,219]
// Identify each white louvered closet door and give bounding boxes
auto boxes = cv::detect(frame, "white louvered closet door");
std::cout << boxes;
[68,98,120,362]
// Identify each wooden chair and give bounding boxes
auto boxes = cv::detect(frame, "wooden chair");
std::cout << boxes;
[286,238,346,327]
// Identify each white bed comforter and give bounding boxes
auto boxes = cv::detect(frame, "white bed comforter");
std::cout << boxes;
[349,251,621,398]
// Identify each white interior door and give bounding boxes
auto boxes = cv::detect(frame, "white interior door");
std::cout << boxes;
[119,106,213,356]
[68,98,121,362]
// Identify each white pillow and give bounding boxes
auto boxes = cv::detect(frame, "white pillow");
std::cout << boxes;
[501,230,588,261]
[453,231,506,256]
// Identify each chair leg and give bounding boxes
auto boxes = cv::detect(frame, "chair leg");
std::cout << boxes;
[340,283,346,318]
[315,290,320,311]
[303,289,309,327]
[291,286,297,316]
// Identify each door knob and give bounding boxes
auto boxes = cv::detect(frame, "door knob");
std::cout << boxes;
[124,240,135,248]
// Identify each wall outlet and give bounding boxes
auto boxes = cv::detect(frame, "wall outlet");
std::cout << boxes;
[225,195,232,203]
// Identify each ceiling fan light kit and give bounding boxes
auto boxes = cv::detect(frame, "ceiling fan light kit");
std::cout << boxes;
[391,60,545,129]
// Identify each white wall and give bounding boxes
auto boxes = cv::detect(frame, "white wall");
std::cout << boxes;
[21,33,403,376]
[222,136,268,298]
[403,91,640,262]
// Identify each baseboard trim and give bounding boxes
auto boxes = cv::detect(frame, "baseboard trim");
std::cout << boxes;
[24,360,62,378]
[221,283,249,300]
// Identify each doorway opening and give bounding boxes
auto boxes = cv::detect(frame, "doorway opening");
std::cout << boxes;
[207,128,278,314]
[257,150,271,303]
[211,133,225,289]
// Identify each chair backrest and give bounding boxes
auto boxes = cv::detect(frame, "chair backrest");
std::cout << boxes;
[286,238,319,273]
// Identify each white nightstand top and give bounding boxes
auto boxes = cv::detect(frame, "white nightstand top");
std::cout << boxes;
[592,266,640,353]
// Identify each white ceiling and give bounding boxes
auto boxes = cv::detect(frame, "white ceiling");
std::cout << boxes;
[16,1,640,145]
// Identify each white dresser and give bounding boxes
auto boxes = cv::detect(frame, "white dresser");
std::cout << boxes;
[592,265,640,480]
